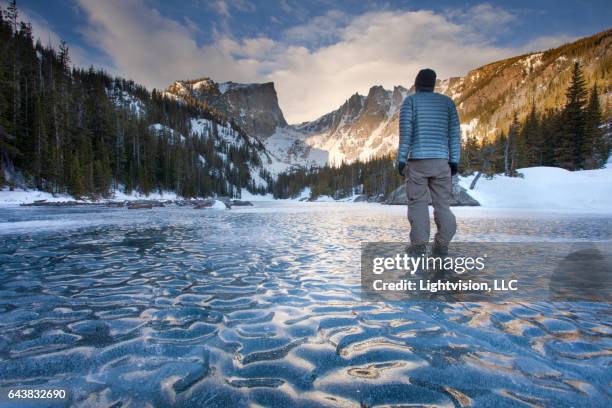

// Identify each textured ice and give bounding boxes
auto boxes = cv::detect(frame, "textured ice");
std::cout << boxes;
[0,202,610,407]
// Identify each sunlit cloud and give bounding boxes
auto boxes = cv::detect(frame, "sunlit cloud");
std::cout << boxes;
[75,0,575,123]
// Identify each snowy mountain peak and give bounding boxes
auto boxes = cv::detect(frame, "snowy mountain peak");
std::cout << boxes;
[291,84,411,165]
[392,85,409,104]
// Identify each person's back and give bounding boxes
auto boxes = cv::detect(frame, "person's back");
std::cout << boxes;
[397,68,461,255]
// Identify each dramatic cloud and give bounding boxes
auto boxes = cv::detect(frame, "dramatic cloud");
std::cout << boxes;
[75,0,573,123]
[76,0,263,88]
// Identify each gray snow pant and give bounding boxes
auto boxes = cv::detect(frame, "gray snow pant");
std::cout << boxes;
[405,158,456,245]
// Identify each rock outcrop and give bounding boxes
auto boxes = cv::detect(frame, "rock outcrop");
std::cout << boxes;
[165,78,287,139]
[384,179,480,206]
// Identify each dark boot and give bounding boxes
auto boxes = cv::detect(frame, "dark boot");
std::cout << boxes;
[406,244,427,257]
[432,240,449,257]
[405,243,427,276]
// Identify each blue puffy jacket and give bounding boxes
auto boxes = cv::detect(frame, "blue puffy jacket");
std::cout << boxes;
[397,90,461,164]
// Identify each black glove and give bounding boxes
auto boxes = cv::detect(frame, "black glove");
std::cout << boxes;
[449,162,458,176]
[397,161,406,177]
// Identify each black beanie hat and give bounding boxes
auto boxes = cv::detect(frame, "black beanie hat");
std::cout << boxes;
[415,68,436,91]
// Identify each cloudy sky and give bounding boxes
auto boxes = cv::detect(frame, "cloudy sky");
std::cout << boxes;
[8,0,611,123]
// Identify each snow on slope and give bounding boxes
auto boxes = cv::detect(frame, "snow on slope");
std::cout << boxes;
[295,85,409,165]
[263,126,328,172]
[459,165,612,212]
[149,123,186,144]
[107,88,145,117]
[190,118,245,146]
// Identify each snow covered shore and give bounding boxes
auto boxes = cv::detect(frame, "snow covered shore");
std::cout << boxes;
[459,165,612,212]
[2,165,611,213]
[0,188,181,206]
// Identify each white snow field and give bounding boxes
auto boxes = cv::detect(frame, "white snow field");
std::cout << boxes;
[459,165,612,212]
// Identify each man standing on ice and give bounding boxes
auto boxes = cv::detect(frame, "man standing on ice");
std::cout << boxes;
[396,68,461,256]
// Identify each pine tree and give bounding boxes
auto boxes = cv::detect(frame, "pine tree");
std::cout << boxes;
[0,57,12,187]
[556,62,587,170]
[521,105,543,166]
[6,0,18,136]
[505,113,520,176]
[582,84,609,169]
[540,109,560,166]
[493,131,506,173]
[68,154,84,197]
[460,135,480,175]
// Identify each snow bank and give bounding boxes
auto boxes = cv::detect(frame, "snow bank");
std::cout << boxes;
[0,188,78,206]
[0,187,181,206]
[238,187,319,202]
[310,194,363,202]
[110,189,180,202]
[211,200,227,209]
[293,187,311,201]
[459,166,612,212]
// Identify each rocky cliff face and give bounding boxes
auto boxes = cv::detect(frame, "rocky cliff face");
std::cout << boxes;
[165,78,287,139]
[296,85,409,164]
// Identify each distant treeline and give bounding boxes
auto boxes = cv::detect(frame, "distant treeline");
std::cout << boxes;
[272,156,403,200]
[275,62,610,200]
[0,1,267,199]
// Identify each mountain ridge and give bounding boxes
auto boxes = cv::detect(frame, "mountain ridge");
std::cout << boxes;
[164,28,611,166]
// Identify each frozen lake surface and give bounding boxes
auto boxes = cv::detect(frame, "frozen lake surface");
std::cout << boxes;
[0,202,611,407]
